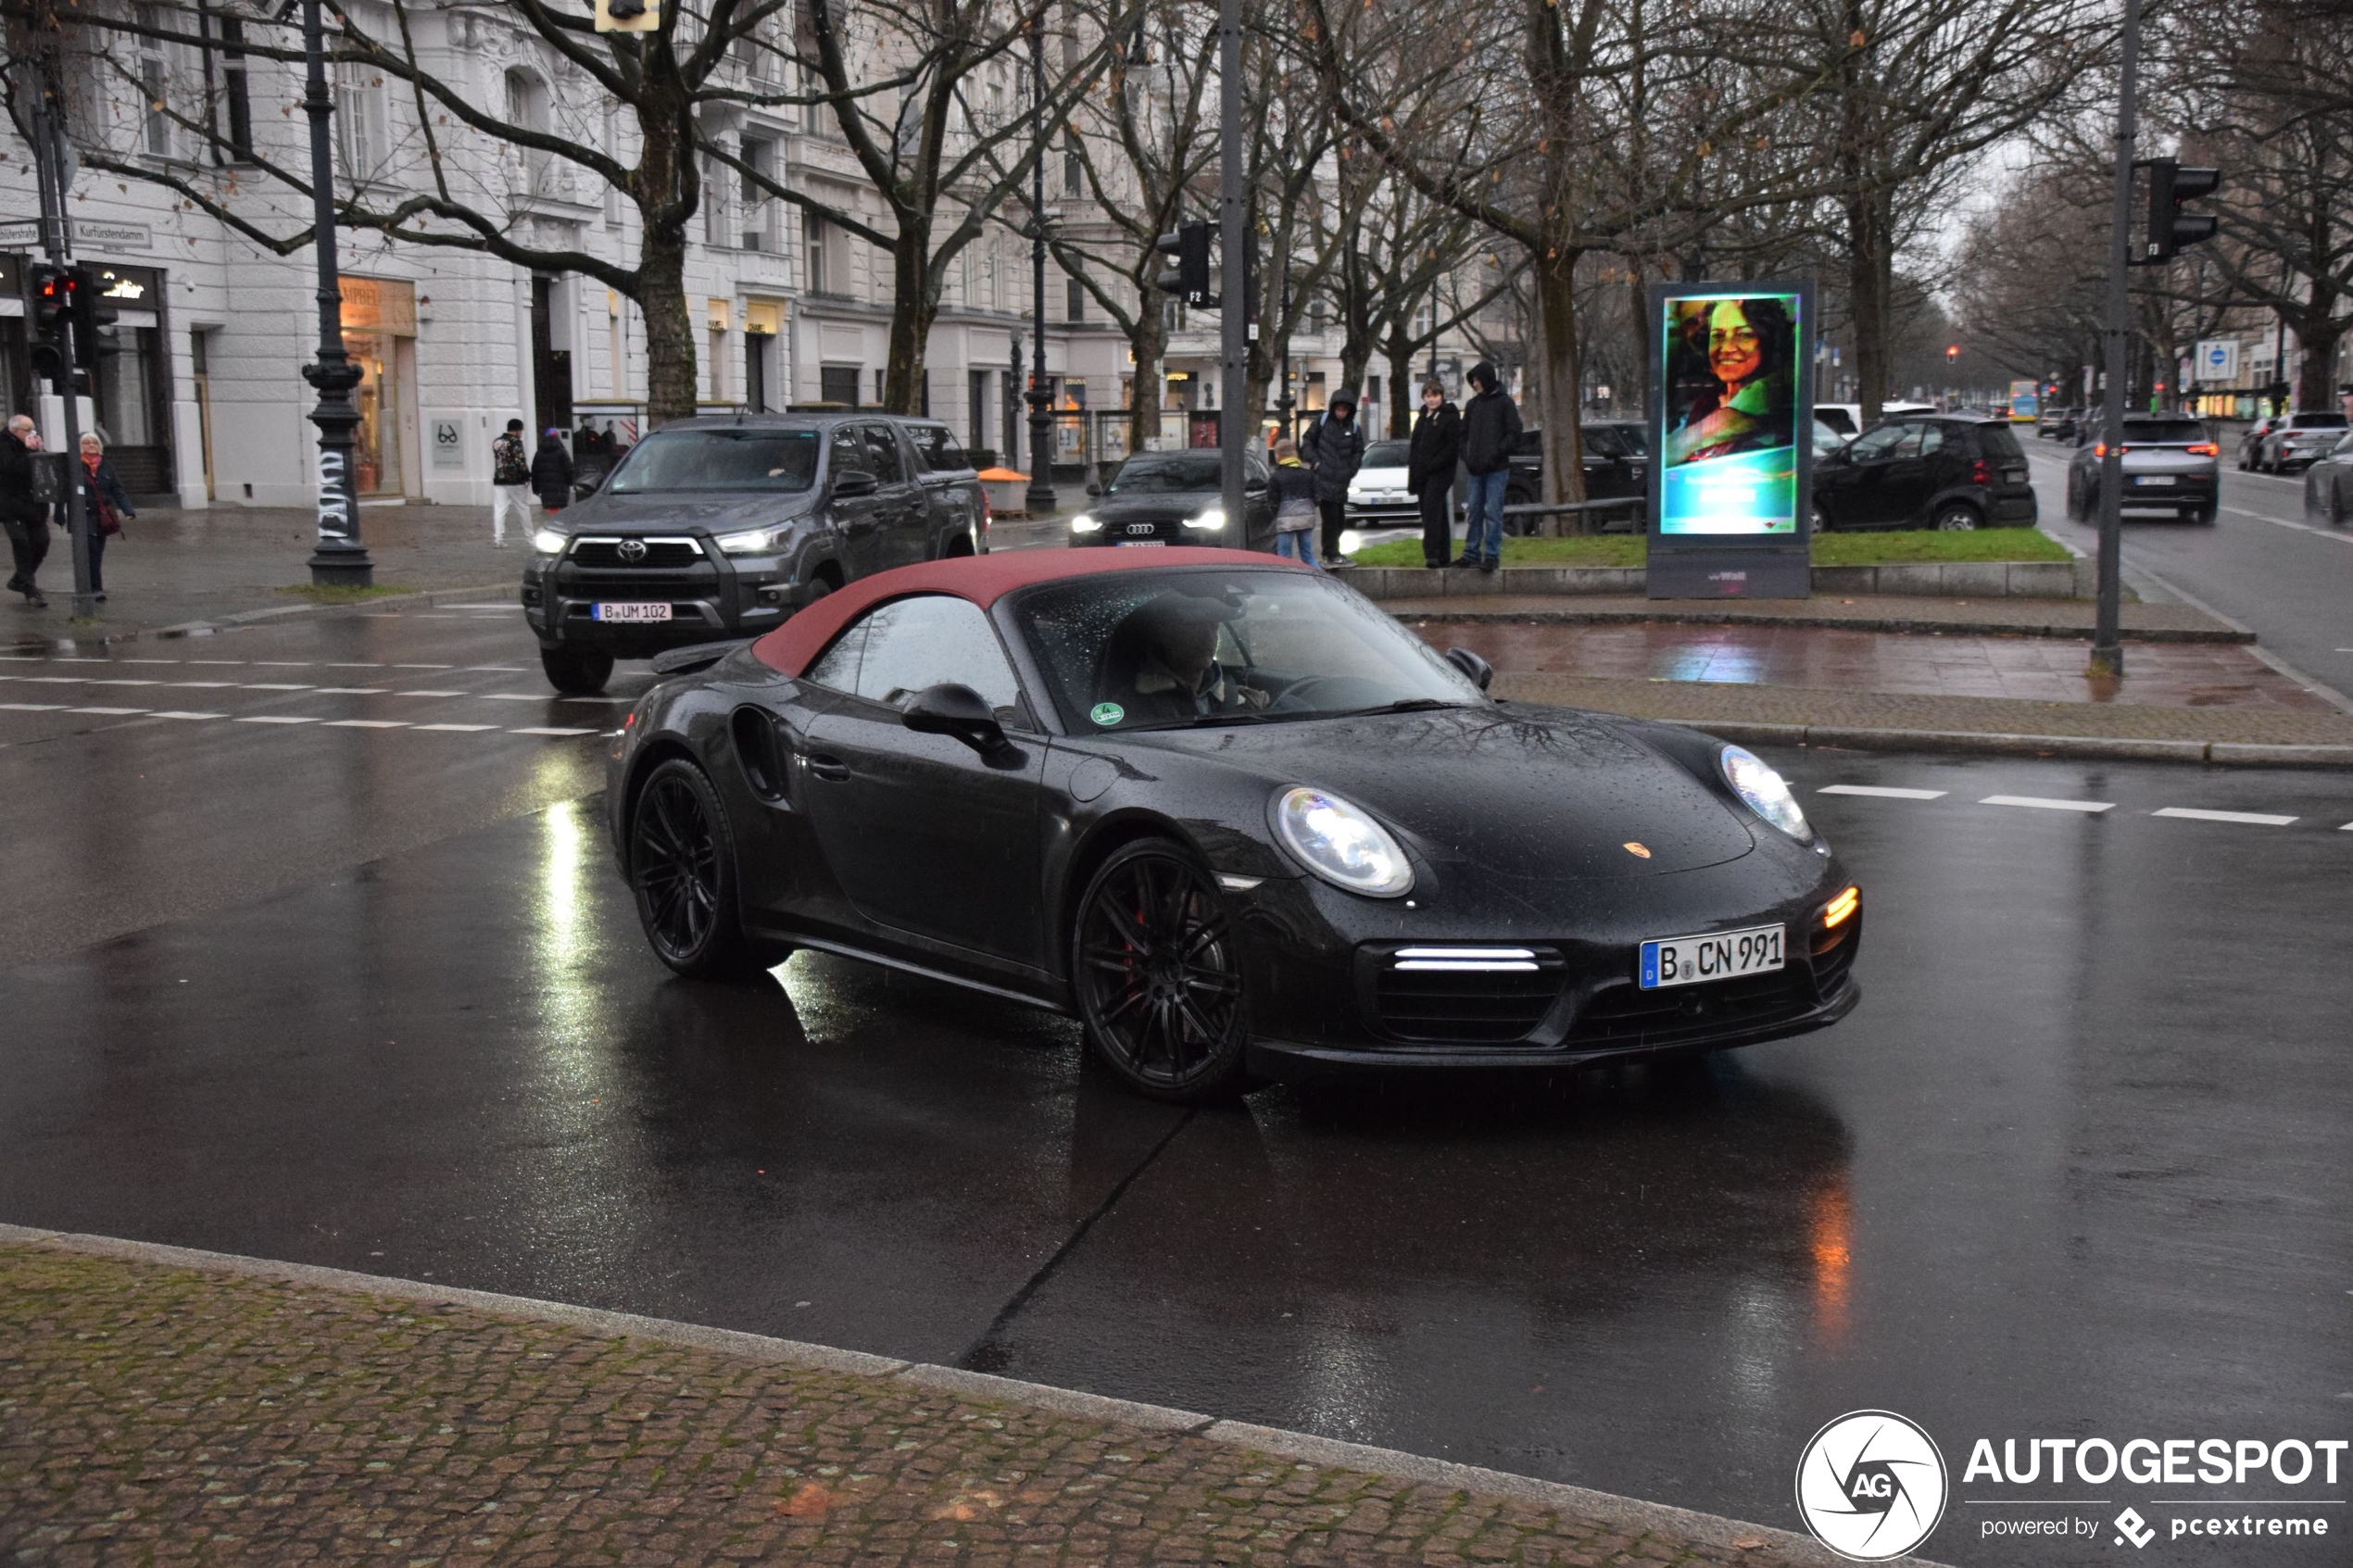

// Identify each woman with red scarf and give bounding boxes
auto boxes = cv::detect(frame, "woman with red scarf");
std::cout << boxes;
[78,433,135,603]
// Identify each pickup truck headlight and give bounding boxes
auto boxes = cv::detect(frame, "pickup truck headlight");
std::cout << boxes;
[531,527,569,555]
[714,526,785,555]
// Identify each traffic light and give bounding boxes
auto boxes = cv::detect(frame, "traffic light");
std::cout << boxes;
[1153,220,1214,307]
[2139,159,2220,265]
[69,266,120,368]
[29,340,64,385]
[29,262,69,335]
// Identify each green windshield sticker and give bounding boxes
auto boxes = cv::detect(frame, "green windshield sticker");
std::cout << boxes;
[1089,702,1125,727]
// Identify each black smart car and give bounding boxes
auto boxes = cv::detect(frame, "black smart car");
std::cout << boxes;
[1812,416,2036,531]
[1069,449,1277,551]
[608,549,1862,1102]
[522,414,987,694]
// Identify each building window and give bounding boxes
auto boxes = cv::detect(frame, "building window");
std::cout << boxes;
[820,365,861,407]
[873,367,887,405]
[216,16,254,162]
[1066,278,1085,323]
[702,150,729,247]
[739,138,774,250]
[335,62,388,178]
[504,69,548,195]
[1063,131,1083,198]
[133,5,177,159]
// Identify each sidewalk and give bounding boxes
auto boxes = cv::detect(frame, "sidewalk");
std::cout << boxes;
[3,504,519,648]
[1381,592,2245,643]
[0,1230,1860,1567]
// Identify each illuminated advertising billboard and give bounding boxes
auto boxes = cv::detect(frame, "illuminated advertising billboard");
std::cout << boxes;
[1648,280,1814,598]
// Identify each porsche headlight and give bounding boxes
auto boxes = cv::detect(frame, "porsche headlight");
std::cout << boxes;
[1274,786,1413,897]
[1069,512,1102,533]
[714,525,784,556]
[1185,508,1227,531]
[531,527,570,555]
[1719,745,1812,842]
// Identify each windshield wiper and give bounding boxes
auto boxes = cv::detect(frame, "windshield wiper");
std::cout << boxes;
[1330,697,1466,718]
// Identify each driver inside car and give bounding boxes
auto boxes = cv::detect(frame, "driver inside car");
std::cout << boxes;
[1106,594,1273,724]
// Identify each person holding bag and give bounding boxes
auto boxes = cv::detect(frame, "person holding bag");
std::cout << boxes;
[78,433,136,603]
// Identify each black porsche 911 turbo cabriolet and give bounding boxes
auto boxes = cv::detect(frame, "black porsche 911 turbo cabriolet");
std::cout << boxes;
[608,547,1861,1100]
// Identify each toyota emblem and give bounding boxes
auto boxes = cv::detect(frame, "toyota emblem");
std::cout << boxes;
[616,538,648,563]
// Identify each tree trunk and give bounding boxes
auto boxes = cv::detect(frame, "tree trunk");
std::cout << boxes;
[1846,194,1890,426]
[639,226,698,426]
[2295,290,2342,411]
[884,234,936,414]
[1129,295,1167,455]
[1531,244,1587,532]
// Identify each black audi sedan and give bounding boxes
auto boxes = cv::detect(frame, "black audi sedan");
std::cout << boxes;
[608,549,1861,1101]
[1069,449,1277,551]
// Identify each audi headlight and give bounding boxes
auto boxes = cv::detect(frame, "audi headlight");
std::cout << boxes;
[1069,512,1102,533]
[714,525,785,556]
[1185,508,1227,531]
[531,527,569,555]
[1273,786,1413,897]
[1719,745,1812,842]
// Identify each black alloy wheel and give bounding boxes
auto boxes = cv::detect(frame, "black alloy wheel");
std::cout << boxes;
[629,758,762,979]
[1072,840,1251,1102]
[542,643,613,696]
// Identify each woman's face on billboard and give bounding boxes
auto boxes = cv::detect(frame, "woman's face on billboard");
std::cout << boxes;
[1707,301,1762,388]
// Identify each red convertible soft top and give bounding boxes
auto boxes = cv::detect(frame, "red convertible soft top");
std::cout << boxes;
[749,546,1305,677]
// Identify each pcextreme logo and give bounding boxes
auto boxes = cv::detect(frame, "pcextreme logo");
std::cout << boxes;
[1794,1410,1950,1562]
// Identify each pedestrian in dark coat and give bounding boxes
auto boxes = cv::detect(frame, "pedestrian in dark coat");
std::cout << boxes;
[77,433,136,601]
[1455,361,1523,571]
[1299,388,1365,564]
[1406,379,1462,568]
[531,429,575,513]
[2,414,51,608]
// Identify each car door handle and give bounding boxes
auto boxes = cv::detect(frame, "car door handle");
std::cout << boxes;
[807,752,852,782]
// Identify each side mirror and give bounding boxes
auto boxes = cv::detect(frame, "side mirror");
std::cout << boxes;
[902,682,1011,757]
[1086,482,1102,497]
[1443,646,1494,692]
[833,469,879,498]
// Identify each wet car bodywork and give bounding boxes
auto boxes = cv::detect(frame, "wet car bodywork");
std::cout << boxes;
[608,549,1860,1099]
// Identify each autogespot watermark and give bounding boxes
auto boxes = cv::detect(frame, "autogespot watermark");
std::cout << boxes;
[1795,1413,2348,1558]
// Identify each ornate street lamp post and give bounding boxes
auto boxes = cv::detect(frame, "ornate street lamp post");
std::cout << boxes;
[1023,20,1057,517]
[300,0,371,585]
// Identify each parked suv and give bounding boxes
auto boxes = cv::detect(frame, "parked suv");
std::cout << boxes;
[1811,416,2036,531]
[2300,432,2353,526]
[2063,415,2221,524]
[522,413,988,694]
[2036,407,2081,442]
[2255,411,2349,473]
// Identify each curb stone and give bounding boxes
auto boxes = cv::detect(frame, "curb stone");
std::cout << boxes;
[1395,603,2251,643]
[1673,720,2353,770]
[0,1222,1947,1568]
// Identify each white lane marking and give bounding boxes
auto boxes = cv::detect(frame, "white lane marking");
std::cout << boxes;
[1980,795,2116,813]
[150,711,225,721]
[2221,504,2353,544]
[85,679,162,686]
[459,665,526,672]
[120,659,181,664]
[252,661,311,667]
[22,677,82,684]
[323,719,409,729]
[393,663,452,670]
[479,693,549,701]
[556,696,622,704]
[325,662,384,669]
[510,726,598,736]
[1818,784,1949,799]
[166,681,238,688]
[187,659,244,665]
[243,683,312,692]
[414,722,499,733]
[0,702,67,711]
[235,715,319,725]
[311,687,388,696]
[66,707,150,715]
[394,689,470,697]
[2152,807,2298,826]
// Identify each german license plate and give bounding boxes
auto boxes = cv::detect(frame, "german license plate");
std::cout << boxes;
[1639,923,1784,989]
[1115,540,1166,548]
[592,602,673,622]
[2136,475,2176,486]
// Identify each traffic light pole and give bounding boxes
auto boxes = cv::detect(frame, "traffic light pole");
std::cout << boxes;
[30,95,96,620]
[300,0,371,586]
[1215,0,1245,532]
[2091,0,2140,680]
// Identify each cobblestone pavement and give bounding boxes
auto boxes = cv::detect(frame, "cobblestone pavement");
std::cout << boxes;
[0,1241,1835,1568]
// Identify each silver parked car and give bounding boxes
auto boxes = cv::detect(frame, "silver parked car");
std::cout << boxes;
[2064,415,2221,524]
[2257,411,2348,472]
[2302,432,2353,526]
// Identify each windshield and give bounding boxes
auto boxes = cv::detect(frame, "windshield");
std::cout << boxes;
[2120,420,2208,445]
[2289,413,2347,429]
[1979,426,2025,459]
[1107,455,1222,494]
[608,428,822,494]
[1011,569,1486,733]
[1362,441,1410,468]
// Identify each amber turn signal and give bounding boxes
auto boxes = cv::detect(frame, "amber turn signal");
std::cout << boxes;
[1821,885,1860,929]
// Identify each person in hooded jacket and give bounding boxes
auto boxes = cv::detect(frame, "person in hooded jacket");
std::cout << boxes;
[1455,360,1522,571]
[1299,387,1365,565]
[531,429,575,514]
[1406,378,1462,568]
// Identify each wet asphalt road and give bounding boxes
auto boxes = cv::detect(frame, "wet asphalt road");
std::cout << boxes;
[3,606,2350,1567]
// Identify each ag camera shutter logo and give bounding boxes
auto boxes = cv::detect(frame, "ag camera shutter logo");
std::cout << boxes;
[1794,1410,1949,1562]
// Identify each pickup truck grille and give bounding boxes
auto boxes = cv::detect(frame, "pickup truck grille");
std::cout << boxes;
[571,539,704,570]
